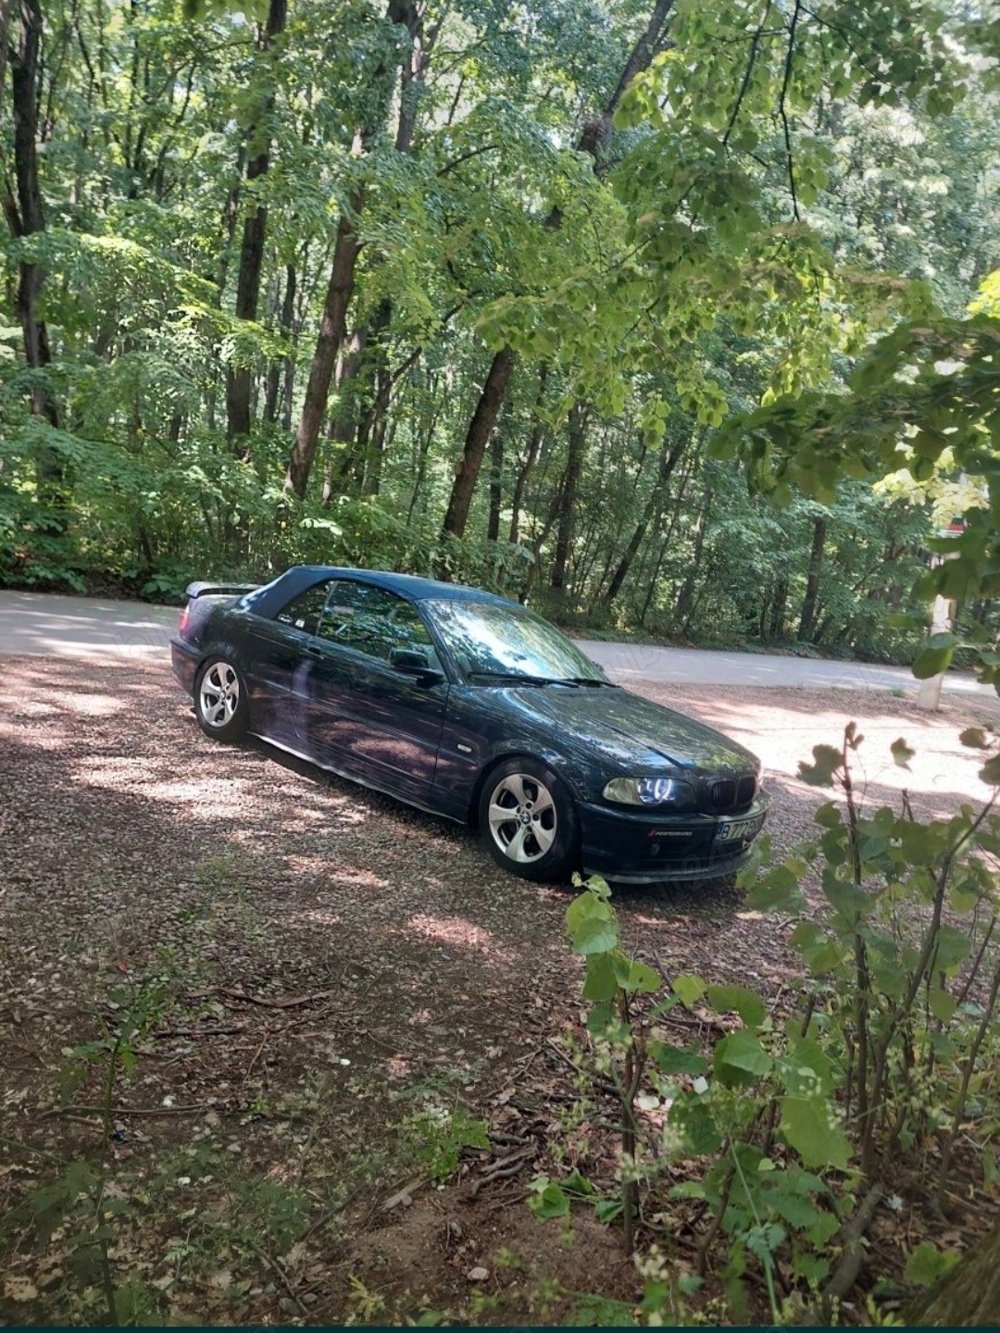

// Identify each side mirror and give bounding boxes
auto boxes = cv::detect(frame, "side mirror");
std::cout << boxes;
[389,646,444,683]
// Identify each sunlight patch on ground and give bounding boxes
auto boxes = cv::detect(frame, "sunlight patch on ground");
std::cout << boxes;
[0,720,68,750]
[72,760,256,814]
[292,907,345,929]
[404,912,510,961]
[1,699,60,719]
[56,691,124,717]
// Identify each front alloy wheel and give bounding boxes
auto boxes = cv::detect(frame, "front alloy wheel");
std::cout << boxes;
[194,657,249,742]
[479,759,577,882]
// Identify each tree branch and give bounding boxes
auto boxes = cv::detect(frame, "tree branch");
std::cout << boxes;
[723,0,774,148]
[779,0,802,220]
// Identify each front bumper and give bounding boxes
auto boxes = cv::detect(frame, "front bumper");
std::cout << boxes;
[579,791,771,885]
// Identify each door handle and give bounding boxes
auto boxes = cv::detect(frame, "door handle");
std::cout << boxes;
[303,644,323,658]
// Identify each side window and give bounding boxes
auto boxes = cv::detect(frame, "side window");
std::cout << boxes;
[273,579,334,636]
[318,581,439,666]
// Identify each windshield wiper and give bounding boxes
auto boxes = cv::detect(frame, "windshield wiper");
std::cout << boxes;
[470,671,580,687]
[563,676,616,688]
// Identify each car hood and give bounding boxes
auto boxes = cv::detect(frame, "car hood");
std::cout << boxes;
[502,684,759,776]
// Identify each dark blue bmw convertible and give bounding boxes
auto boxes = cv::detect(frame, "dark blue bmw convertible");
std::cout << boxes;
[170,566,769,884]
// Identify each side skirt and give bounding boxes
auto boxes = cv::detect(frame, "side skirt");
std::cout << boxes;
[247,730,469,828]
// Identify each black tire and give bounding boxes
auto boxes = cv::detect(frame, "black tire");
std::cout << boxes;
[478,757,579,883]
[194,656,250,742]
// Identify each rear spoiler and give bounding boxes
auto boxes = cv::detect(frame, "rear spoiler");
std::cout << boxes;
[184,581,259,600]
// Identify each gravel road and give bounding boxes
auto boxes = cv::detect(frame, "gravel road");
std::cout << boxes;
[0,588,990,699]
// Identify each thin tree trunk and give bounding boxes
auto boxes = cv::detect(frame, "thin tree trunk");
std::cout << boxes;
[550,404,587,592]
[798,514,828,641]
[486,426,504,543]
[226,0,287,449]
[768,575,789,639]
[285,201,364,499]
[405,372,440,527]
[603,435,686,608]
[321,328,369,501]
[263,262,296,424]
[9,0,65,520]
[361,356,392,496]
[440,346,516,542]
[675,488,713,630]
[509,364,548,545]
[351,297,392,494]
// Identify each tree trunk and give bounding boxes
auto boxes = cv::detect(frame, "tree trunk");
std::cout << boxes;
[603,435,686,608]
[487,427,504,543]
[443,0,676,535]
[361,355,392,496]
[905,1219,1000,1325]
[768,575,789,639]
[321,328,369,501]
[284,203,364,499]
[798,514,828,642]
[351,297,393,494]
[675,488,713,630]
[263,262,296,425]
[509,364,548,545]
[440,346,516,541]
[225,0,288,449]
[9,0,65,519]
[550,404,587,592]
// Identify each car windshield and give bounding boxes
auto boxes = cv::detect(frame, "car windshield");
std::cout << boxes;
[424,599,607,685]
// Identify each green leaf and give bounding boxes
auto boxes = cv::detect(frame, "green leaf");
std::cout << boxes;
[706,983,766,1029]
[528,1179,571,1219]
[713,1031,771,1086]
[669,1096,722,1156]
[586,1001,614,1036]
[746,1222,786,1265]
[566,890,613,936]
[935,925,971,974]
[913,644,954,679]
[614,956,661,994]
[780,1097,851,1169]
[672,973,707,1007]
[928,988,957,1022]
[745,864,807,913]
[594,1197,624,1223]
[651,1042,708,1076]
[905,1241,960,1288]
[583,952,618,1001]
[573,914,619,956]
[561,1169,596,1197]
[783,1038,835,1097]
[891,737,916,769]
[814,802,843,829]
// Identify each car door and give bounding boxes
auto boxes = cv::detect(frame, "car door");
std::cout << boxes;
[305,580,449,803]
[239,577,336,750]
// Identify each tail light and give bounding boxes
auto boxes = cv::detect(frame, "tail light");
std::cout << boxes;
[178,605,190,634]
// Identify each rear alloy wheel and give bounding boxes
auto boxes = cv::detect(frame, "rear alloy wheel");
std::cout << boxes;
[479,758,578,882]
[194,657,249,742]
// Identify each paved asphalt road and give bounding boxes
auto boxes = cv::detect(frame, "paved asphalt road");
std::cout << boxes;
[0,589,990,697]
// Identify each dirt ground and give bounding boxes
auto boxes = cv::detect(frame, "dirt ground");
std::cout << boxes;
[1,655,997,1325]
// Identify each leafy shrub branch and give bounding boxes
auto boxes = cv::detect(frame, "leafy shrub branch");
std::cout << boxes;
[536,726,1000,1323]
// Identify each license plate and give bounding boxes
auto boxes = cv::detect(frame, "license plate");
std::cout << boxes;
[716,813,764,845]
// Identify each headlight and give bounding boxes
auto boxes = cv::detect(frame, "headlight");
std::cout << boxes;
[602,776,696,808]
